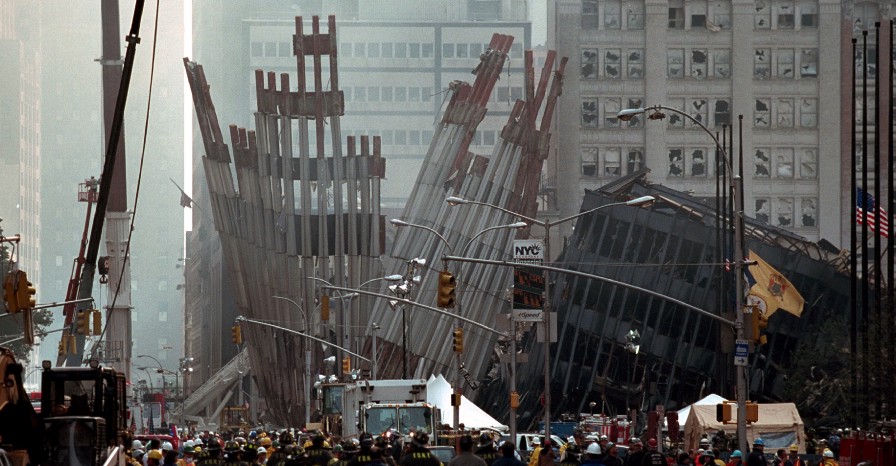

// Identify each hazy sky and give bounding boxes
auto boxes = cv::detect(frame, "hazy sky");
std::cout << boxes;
[532,0,547,46]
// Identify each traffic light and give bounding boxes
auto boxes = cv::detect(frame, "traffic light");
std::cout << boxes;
[716,403,732,423]
[437,271,456,308]
[321,295,330,321]
[92,310,102,335]
[76,311,91,336]
[3,272,18,313]
[746,402,759,423]
[15,271,36,311]
[751,310,769,346]
[342,357,350,374]
[231,325,242,344]
[510,391,520,409]
[452,327,464,353]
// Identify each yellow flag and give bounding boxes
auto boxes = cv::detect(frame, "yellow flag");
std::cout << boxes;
[746,250,805,318]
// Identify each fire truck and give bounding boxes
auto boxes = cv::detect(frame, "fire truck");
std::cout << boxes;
[320,379,443,443]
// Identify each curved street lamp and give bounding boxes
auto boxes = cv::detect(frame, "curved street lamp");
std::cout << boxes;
[446,194,655,439]
[618,103,748,453]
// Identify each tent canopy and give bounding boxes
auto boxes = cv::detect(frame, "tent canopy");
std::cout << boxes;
[674,393,728,428]
[683,402,805,453]
[426,375,508,432]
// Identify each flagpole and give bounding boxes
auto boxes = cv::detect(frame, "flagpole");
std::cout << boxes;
[849,36,859,428]
[861,30,870,421]
[889,18,895,421]
[873,22,884,417]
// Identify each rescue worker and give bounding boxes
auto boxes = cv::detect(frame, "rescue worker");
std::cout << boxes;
[475,432,501,466]
[526,438,542,466]
[307,432,335,466]
[641,439,665,466]
[537,440,556,466]
[558,439,580,466]
[580,443,604,466]
[746,439,765,466]
[787,445,802,466]
[349,433,378,466]
[199,440,224,466]
[450,435,487,466]
[771,449,791,466]
[399,432,441,466]
[148,450,165,466]
[623,439,643,466]
[602,443,621,466]
[223,441,246,466]
[178,445,197,466]
[725,450,742,466]
[821,449,838,466]
[256,447,268,465]
[243,443,259,466]
[492,442,526,466]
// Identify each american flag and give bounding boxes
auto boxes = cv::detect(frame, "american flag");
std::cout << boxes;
[856,187,890,238]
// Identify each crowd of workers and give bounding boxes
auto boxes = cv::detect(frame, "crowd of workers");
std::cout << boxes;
[124,428,847,466]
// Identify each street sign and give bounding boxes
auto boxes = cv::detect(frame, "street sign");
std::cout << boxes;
[512,267,544,309]
[513,309,544,322]
[734,339,749,366]
[513,239,544,261]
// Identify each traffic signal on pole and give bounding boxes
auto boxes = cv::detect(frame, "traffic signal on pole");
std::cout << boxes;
[3,272,18,313]
[321,295,330,321]
[231,325,242,344]
[342,357,350,374]
[453,327,464,353]
[716,403,732,423]
[15,271,36,311]
[92,310,102,336]
[76,311,91,336]
[746,402,759,423]
[510,391,520,409]
[751,311,769,346]
[437,271,456,308]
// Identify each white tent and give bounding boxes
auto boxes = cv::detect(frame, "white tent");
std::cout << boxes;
[674,393,728,428]
[683,403,805,453]
[426,375,508,432]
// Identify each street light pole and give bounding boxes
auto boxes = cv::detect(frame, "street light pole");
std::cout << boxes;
[272,295,311,427]
[446,195,655,438]
[618,104,747,453]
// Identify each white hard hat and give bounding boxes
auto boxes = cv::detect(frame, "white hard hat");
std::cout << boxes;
[824,450,834,458]
[133,440,144,450]
[257,447,267,454]
[567,436,576,443]
[162,441,174,451]
[586,443,602,456]
[185,440,195,448]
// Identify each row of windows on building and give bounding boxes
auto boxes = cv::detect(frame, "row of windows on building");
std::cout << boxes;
[579,47,818,81]
[580,145,818,180]
[251,40,525,60]
[581,0,818,31]
[581,97,818,130]
[755,197,818,228]
[342,84,524,105]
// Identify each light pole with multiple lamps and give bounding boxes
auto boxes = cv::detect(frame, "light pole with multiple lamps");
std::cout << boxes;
[617,104,748,453]
[390,218,528,434]
[446,194,655,438]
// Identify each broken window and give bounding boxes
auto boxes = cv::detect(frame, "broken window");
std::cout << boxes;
[669,0,685,29]
[801,198,817,227]
[714,50,731,77]
[800,2,818,27]
[777,49,795,78]
[626,98,644,127]
[456,43,468,58]
[582,146,599,177]
[800,148,817,178]
[604,148,622,176]
[442,43,454,58]
[627,2,645,29]
[755,148,771,177]
[800,98,817,127]
[583,0,599,29]
[691,49,708,78]
[776,198,793,227]
[604,98,621,128]
[714,100,731,127]
[669,148,685,176]
[667,98,685,128]
[604,0,621,29]
[668,49,685,78]
[754,98,771,127]
[582,98,599,128]
[755,198,771,223]
[775,148,794,177]
[754,48,771,79]
[628,49,644,78]
[800,48,818,77]
[690,149,707,176]
[688,99,708,127]
[605,49,622,79]
[754,0,771,28]
[712,1,731,29]
[775,0,795,28]
[582,48,599,79]
[627,148,644,173]
[776,99,794,127]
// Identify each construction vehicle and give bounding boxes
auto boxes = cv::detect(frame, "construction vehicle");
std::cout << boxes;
[40,359,129,466]
[320,379,443,443]
[220,405,250,433]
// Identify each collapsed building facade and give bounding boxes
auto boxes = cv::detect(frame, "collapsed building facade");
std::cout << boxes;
[476,171,851,429]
